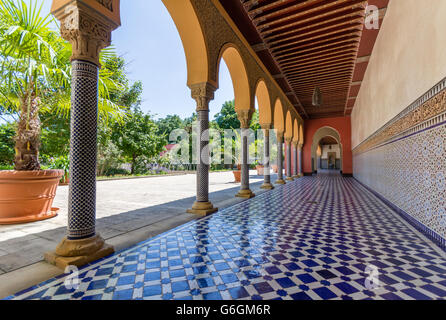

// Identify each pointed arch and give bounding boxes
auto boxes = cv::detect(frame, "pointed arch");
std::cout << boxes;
[293,119,299,143]
[162,0,210,87]
[273,98,285,133]
[218,44,251,112]
[285,110,293,139]
[299,124,304,145]
[255,79,272,126]
[311,126,343,173]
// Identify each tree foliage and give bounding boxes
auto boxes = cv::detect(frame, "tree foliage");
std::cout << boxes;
[0,0,128,170]
[0,122,15,165]
[111,106,166,174]
[214,100,240,130]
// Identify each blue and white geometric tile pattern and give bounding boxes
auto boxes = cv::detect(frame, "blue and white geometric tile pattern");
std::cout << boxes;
[6,175,446,300]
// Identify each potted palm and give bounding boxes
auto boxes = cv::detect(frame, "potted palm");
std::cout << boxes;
[0,0,125,224]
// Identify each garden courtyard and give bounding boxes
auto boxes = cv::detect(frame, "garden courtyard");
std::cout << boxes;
[0,170,276,298]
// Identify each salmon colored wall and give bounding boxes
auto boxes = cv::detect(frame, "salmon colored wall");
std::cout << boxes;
[302,116,353,175]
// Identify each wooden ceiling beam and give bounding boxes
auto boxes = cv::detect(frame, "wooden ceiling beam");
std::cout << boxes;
[247,0,311,16]
[278,45,357,65]
[270,30,361,54]
[264,15,364,42]
[293,84,351,91]
[268,22,362,48]
[273,37,360,60]
[287,72,353,83]
[260,6,365,40]
[285,62,355,77]
[283,56,355,72]
[281,51,357,69]
[256,0,366,31]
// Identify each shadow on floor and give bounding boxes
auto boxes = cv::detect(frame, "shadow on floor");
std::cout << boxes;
[0,177,279,274]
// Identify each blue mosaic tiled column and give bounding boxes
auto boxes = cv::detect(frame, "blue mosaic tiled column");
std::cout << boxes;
[293,142,298,177]
[45,1,120,268]
[197,109,210,203]
[236,110,255,198]
[187,83,218,215]
[68,60,99,240]
[276,133,285,184]
[285,138,294,181]
[298,145,303,176]
[261,126,274,190]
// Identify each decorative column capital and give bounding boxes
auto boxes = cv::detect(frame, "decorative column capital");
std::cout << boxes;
[236,109,254,129]
[260,123,272,130]
[285,137,292,144]
[276,131,284,141]
[190,82,216,111]
[52,1,120,67]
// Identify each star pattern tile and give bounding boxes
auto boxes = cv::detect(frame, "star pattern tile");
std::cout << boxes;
[6,175,446,300]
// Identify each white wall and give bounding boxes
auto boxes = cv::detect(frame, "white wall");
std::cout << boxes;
[351,0,446,148]
[321,144,340,159]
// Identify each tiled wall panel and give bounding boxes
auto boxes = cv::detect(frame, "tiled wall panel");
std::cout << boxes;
[353,79,446,248]
[354,123,446,241]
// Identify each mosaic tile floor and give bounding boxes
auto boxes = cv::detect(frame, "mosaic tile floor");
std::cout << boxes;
[6,175,446,300]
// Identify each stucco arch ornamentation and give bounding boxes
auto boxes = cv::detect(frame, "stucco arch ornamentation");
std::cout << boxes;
[187,0,303,123]
[162,0,210,87]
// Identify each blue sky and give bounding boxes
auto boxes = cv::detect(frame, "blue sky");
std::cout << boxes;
[34,0,234,120]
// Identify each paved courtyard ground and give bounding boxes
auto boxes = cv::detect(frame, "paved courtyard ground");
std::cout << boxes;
[0,170,277,298]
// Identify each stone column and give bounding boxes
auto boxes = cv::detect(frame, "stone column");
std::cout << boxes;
[275,132,286,185]
[45,1,120,269]
[292,141,299,178]
[236,110,255,198]
[298,144,303,177]
[260,125,274,190]
[285,137,294,181]
[187,83,218,216]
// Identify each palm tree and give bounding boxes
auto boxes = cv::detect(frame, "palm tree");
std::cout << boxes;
[0,0,126,171]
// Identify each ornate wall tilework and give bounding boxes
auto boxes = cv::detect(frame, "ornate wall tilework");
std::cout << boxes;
[353,82,446,247]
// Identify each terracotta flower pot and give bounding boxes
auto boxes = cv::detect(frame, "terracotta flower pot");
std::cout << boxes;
[256,165,264,176]
[271,164,278,173]
[233,170,241,182]
[0,170,64,225]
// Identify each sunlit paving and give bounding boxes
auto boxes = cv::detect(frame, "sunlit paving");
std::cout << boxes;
[0,0,445,309]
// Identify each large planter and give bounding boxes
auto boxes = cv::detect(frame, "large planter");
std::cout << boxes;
[271,164,278,173]
[256,165,264,176]
[233,170,241,182]
[0,170,64,225]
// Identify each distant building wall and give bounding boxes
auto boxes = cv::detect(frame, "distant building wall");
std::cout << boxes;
[302,116,352,175]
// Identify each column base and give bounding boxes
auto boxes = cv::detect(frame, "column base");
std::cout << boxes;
[275,179,286,185]
[292,175,301,179]
[260,183,275,190]
[286,177,294,181]
[44,234,114,270]
[187,201,218,216]
[236,189,255,198]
